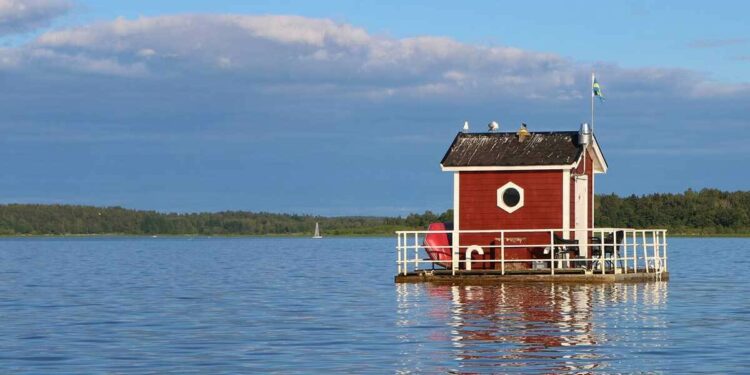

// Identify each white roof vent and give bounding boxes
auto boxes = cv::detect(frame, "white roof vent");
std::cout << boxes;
[579,122,592,146]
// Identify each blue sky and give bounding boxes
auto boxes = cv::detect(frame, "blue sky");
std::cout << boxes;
[0,0,748,215]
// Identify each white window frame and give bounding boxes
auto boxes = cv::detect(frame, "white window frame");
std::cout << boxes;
[497,182,524,213]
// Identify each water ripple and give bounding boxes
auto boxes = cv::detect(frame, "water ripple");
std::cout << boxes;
[0,237,748,373]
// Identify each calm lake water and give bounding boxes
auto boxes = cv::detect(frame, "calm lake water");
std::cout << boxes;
[0,237,748,373]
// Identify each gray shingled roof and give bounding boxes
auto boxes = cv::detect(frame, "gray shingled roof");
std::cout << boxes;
[441,131,584,167]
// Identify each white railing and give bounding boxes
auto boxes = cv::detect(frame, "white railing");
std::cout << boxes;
[395,227,667,277]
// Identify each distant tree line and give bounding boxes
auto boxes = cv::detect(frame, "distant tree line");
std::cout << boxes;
[595,189,750,235]
[0,204,453,236]
[1,189,749,236]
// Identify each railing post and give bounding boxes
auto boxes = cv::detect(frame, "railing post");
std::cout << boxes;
[660,231,665,272]
[500,231,505,275]
[615,230,621,273]
[451,228,459,276]
[396,233,402,275]
[631,231,638,273]
[642,231,649,273]
[550,231,555,275]
[657,231,663,273]
[651,231,661,273]
[622,230,628,273]
[650,231,655,272]
[403,233,408,274]
[414,232,419,271]
[599,231,607,275]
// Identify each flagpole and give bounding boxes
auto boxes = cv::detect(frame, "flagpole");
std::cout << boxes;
[591,71,595,134]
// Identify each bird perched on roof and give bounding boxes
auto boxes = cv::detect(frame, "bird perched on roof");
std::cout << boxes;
[517,122,530,141]
[462,121,469,133]
[488,121,499,132]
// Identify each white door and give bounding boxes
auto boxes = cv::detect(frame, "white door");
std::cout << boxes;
[574,175,589,257]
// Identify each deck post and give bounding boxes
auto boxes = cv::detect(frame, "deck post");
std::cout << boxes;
[397,233,402,276]
[451,229,458,276]
[614,230,620,273]
[655,231,662,273]
[656,230,662,272]
[622,230,628,274]
[601,231,605,275]
[651,231,661,273]
[642,231,649,273]
[413,232,419,271]
[550,231,555,275]
[660,231,665,272]
[634,231,639,272]
[500,231,505,275]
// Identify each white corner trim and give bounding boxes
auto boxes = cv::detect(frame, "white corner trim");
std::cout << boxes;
[441,164,573,172]
[562,169,570,237]
[452,172,460,273]
[591,171,595,227]
[588,139,607,173]
[569,139,607,174]
[453,172,460,231]
[497,182,524,213]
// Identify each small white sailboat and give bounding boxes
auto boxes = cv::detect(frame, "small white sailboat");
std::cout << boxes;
[312,222,323,239]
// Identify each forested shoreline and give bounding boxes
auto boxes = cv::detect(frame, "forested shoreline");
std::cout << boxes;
[1,189,748,236]
[0,204,452,236]
[595,189,750,236]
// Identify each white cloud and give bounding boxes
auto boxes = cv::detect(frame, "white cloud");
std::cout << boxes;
[9,14,742,102]
[136,48,155,58]
[19,15,585,97]
[0,13,747,145]
[0,0,70,35]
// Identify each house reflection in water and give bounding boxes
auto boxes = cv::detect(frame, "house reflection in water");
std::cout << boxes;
[395,282,667,373]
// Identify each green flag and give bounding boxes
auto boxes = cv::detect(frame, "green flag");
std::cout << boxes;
[592,77,604,101]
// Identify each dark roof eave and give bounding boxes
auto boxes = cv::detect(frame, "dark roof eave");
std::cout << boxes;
[439,132,462,166]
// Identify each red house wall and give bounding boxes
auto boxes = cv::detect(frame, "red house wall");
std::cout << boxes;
[459,170,563,231]
[458,170,563,268]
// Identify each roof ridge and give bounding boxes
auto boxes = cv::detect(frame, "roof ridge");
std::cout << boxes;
[460,131,578,135]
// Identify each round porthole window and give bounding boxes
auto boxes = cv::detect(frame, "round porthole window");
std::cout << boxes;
[497,182,524,213]
[503,188,521,207]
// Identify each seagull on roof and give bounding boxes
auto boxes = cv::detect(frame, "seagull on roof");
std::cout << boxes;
[463,121,469,132]
[488,121,499,132]
[517,122,530,141]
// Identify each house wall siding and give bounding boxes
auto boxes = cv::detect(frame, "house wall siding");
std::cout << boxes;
[458,170,563,269]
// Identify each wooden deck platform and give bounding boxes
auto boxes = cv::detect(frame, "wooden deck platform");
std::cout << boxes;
[395,268,669,284]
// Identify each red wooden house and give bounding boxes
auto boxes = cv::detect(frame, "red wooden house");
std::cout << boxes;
[399,123,669,281]
[431,124,607,269]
